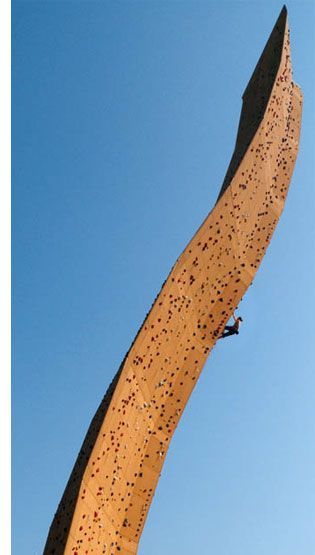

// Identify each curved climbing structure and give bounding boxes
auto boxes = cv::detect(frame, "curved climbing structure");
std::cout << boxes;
[44,6,302,555]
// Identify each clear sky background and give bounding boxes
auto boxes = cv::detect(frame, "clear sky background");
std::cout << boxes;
[12,1,315,554]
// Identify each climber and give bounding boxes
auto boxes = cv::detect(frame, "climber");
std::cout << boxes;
[220,313,243,338]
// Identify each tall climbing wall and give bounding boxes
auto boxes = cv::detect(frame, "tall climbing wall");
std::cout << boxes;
[44,7,302,555]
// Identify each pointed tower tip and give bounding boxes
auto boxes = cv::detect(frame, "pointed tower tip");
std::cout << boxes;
[241,5,288,101]
[277,4,288,26]
[278,4,288,24]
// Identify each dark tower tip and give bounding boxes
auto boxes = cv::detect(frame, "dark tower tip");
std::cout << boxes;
[242,6,288,100]
[216,7,290,202]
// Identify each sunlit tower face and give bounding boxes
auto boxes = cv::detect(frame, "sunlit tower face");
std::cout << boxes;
[44,7,302,555]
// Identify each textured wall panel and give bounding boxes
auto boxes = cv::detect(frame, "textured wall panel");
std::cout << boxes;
[44,7,302,555]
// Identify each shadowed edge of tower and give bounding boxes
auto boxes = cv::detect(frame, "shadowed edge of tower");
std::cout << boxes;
[43,365,123,554]
[216,5,287,202]
[43,289,166,554]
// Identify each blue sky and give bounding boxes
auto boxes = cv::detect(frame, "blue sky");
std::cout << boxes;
[12,1,315,554]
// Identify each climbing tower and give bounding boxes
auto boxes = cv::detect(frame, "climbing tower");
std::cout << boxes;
[44,6,302,554]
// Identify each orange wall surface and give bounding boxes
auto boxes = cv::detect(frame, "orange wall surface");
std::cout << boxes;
[44,8,302,555]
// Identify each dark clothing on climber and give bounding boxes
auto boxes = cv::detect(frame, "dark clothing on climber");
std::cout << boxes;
[220,314,243,338]
[221,325,239,338]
